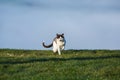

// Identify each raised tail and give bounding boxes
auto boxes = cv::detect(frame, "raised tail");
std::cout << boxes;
[42,42,53,48]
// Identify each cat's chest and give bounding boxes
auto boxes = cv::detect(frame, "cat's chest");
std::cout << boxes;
[57,40,65,46]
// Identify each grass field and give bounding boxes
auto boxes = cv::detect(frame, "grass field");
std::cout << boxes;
[0,49,120,80]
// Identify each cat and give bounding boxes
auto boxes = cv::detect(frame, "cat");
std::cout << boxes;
[42,33,66,55]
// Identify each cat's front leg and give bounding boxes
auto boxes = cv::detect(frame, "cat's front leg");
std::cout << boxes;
[57,47,61,55]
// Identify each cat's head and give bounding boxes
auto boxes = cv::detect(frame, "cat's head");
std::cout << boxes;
[56,33,64,41]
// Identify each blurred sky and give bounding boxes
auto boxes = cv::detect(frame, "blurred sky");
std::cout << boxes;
[0,0,120,50]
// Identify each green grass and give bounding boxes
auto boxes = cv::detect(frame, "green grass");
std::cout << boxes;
[0,49,120,80]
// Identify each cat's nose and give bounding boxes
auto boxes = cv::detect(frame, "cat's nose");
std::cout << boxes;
[60,38,63,41]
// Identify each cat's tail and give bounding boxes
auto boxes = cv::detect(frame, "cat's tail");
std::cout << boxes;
[42,42,53,48]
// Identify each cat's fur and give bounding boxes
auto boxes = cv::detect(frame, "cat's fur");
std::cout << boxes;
[42,33,66,55]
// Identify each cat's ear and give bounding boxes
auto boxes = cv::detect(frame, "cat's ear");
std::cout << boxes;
[56,33,59,36]
[62,33,64,36]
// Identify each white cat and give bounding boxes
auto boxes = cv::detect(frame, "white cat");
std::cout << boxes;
[42,33,66,55]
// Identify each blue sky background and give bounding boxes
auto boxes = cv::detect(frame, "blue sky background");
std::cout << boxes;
[0,0,120,50]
